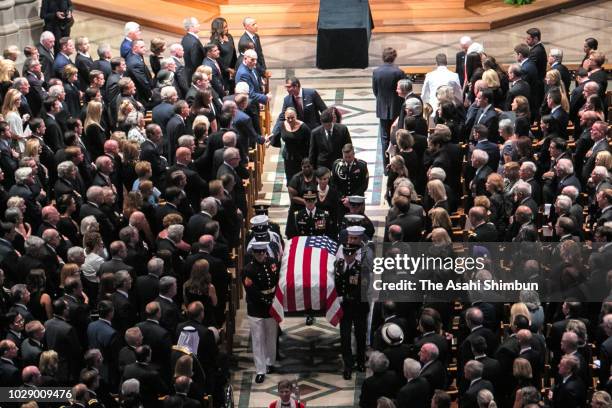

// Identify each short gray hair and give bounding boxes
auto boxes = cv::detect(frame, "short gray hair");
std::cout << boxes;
[520,161,537,175]
[405,97,422,116]
[67,246,85,262]
[593,166,609,179]
[97,43,111,58]
[555,195,572,212]
[86,186,104,202]
[124,22,140,36]
[15,167,32,183]
[513,180,532,196]
[368,351,389,373]
[472,149,489,165]
[13,77,28,89]
[550,48,563,63]
[80,216,98,235]
[223,147,239,161]
[235,82,249,94]
[183,17,199,30]
[200,197,218,214]
[429,167,446,181]
[48,85,64,99]
[178,135,195,147]
[397,79,413,94]
[159,275,176,295]
[160,86,177,102]
[57,161,76,178]
[465,360,484,378]
[169,43,183,54]
[147,257,164,276]
[121,378,140,396]
[167,224,184,242]
[160,57,175,70]
[403,358,421,379]
[499,118,514,136]
[561,185,579,201]
[114,270,131,287]
[40,31,54,42]
[557,158,574,174]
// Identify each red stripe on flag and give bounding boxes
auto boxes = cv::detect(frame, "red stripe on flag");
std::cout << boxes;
[302,246,312,310]
[286,237,297,311]
[319,249,328,308]
[326,289,337,310]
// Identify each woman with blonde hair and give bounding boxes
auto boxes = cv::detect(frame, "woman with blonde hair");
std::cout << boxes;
[63,64,81,117]
[83,100,106,160]
[39,350,60,386]
[510,303,531,328]
[482,69,503,108]
[24,138,49,181]
[427,179,449,212]
[1,88,24,149]
[386,155,409,206]
[512,357,533,388]
[511,96,531,120]
[0,59,16,98]
[591,390,612,408]
[149,37,166,76]
[428,207,452,237]
[430,227,452,245]
[542,69,570,113]
[116,99,134,133]
[477,389,498,408]
[596,151,612,171]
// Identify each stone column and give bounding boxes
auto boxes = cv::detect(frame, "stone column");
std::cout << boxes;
[14,0,44,46]
[0,0,21,50]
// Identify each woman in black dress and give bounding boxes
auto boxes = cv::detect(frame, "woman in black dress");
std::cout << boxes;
[149,37,166,77]
[26,269,53,321]
[286,158,317,238]
[210,17,237,93]
[83,101,106,160]
[386,155,409,206]
[184,259,218,327]
[395,129,424,195]
[56,194,81,246]
[63,64,81,118]
[315,167,341,240]
[281,107,311,183]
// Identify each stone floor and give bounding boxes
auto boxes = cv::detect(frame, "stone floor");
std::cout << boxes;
[68,3,612,406]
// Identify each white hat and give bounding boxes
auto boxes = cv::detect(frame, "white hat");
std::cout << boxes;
[250,215,269,226]
[347,225,366,237]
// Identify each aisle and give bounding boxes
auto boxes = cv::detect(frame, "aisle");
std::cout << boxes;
[230,67,387,407]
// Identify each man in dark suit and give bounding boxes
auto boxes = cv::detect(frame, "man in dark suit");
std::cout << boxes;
[472,125,500,170]
[235,49,268,108]
[468,206,499,242]
[270,77,327,145]
[165,376,201,408]
[126,39,152,106]
[43,97,65,152]
[0,339,20,386]
[547,87,569,139]
[396,358,430,408]
[526,28,547,81]
[515,43,541,116]
[92,43,112,79]
[44,299,82,383]
[470,336,501,393]
[168,147,208,211]
[203,43,225,97]
[169,43,189,97]
[40,0,73,52]
[458,308,499,379]
[551,354,587,408]
[156,276,181,335]
[456,36,472,87]
[37,31,56,81]
[86,300,121,386]
[21,320,46,367]
[23,61,46,118]
[372,47,405,166]
[239,17,266,75]
[556,158,582,195]
[53,37,74,79]
[414,314,450,364]
[165,100,190,165]
[111,270,137,335]
[99,240,135,278]
[137,301,173,382]
[140,124,166,186]
[395,79,423,133]
[217,147,249,217]
[599,314,612,389]
[387,196,424,243]
[134,257,162,315]
[549,48,571,96]
[120,21,141,58]
[105,57,126,109]
[582,121,609,184]
[152,86,177,135]
[460,360,494,408]
[467,89,498,142]
[309,108,352,170]
[586,51,607,99]
[505,63,531,111]
[122,345,169,406]
[79,186,115,243]
[232,95,263,164]
[418,343,447,392]
[184,198,214,245]
[181,17,205,84]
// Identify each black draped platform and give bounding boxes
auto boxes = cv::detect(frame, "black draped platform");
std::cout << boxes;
[315,0,373,69]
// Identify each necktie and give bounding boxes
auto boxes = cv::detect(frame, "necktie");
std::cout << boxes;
[294,95,304,118]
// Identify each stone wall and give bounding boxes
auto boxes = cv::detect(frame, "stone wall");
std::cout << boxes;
[0,0,43,58]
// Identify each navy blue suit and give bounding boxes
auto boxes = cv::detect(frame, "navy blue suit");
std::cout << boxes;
[203,57,225,97]
[181,33,205,85]
[53,52,72,79]
[238,32,266,75]
[120,38,132,59]
[87,318,121,384]
[233,110,261,164]
[235,63,267,104]
[126,53,152,105]
[550,106,569,139]
[373,62,406,164]
[521,59,542,114]
[271,88,327,142]
[92,58,112,79]
[152,102,175,136]
[475,139,500,171]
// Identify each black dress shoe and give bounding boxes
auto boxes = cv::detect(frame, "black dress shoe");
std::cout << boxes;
[255,374,266,383]
[343,369,352,380]
[306,315,314,325]
[266,365,274,374]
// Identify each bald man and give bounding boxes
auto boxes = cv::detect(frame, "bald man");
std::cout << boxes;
[37,205,71,258]
[166,146,209,210]
[136,301,173,383]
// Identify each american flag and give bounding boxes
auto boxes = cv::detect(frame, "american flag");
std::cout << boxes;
[270,236,343,326]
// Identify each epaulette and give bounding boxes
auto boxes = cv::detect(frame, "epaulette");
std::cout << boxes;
[88,399,98,406]
[172,345,191,355]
